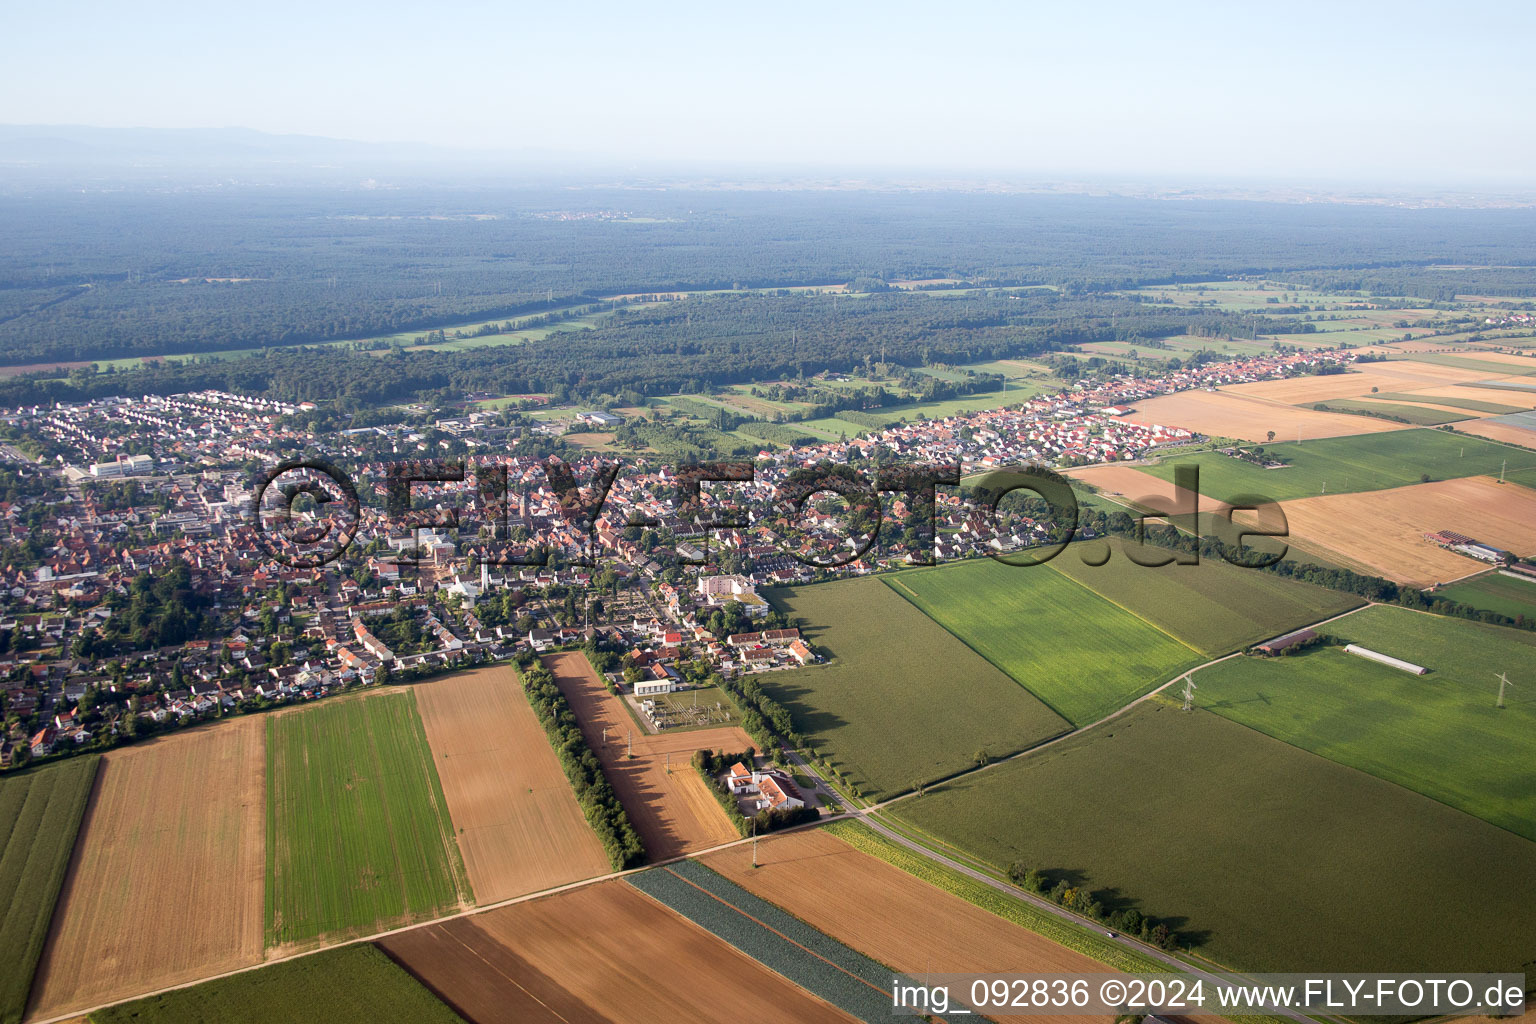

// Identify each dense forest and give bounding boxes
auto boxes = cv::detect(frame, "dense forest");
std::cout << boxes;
[0,290,1266,408]
[5,188,1536,364]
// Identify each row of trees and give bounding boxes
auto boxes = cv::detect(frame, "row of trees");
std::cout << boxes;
[1008,863,1179,951]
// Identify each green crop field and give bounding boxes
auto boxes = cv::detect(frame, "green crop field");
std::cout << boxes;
[1047,541,1362,656]
[91,943,465,1024]
[760,577,1068,800]
[265,693,471,946]
[1435,571,1536,619]
[886,558,1202,725]
[893,702,1536,973]
[1196,606,1536,838]
[1310,401,1469,425]
[0,757,97,1024]
[1140,428,1536,501]
[1370,392,1528,414]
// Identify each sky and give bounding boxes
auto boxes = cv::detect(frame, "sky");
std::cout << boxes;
[3,0,1534,185]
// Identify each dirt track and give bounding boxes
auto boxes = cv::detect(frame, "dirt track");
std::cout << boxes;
[29,719,266,1019]
[379,880,857,1024]
[542,652,749,860]
[413,666,611,905]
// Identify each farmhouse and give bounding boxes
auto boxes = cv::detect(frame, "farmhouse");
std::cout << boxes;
[724,761,807,812]
[1253,629,1317,656]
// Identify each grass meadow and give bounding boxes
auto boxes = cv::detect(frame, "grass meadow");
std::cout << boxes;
[1140,428,1536,501]
[886,558,1202,725]
[265,693,470,946]
[760,577,1069,800]
[1197,606,1536,838]
[91,943,465,1024]
[893,702,1536,973]
[1435,571,1536,619]
[0,757,97,1024]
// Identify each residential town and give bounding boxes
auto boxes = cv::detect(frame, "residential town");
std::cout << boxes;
[0,344,1365,768]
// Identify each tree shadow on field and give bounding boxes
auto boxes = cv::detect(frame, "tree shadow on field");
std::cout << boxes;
[1041,872,1213,948]
[1204,692,1274,711]
[753,676,850,737]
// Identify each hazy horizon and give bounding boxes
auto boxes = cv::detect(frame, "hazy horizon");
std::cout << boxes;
[4,1,1536,188]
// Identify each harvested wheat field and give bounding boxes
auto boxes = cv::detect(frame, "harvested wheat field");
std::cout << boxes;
[1440,350,1536,369]
[379,880,855,1024]
[702,829,1121,1024]
[1407,384,1536,409]
[30,719,265,1019]
[542,652,747,859]
[1279,476,1536,587]
[1068,463,1225,514]
[1384,340,1464,354]
[1222,361,1502,406]
[1114,389,1406,443]
[414,666,611,905]
[1455,419,1536,447]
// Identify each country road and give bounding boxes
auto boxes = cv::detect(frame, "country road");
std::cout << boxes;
[30,600,1378,1024]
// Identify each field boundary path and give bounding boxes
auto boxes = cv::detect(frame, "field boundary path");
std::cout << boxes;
[26,601,1376,1024]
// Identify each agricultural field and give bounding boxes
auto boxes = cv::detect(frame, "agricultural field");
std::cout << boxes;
[702,829,1123,1024]
[1140,428,1536,502]
[265,692,471,949]
[1409,352,1536,375]
[0,757,96,1024]
[91,944,465,1024]
[1066,463,1217,521]
[894,702,1536,973]
[379,880,856,1024]
[759,578,1069,800]
[886,559,1201,725]
[1194,605,1536,839]
[541,652,745,859]
[1311,400,1470,425]
[1221,360,1501,405]
[1455,410,1536,448]
[412,666,611,905]
[1435,570,1536,619]
[629,861,893,1022]
[1370,391,1529,414]
[1046,542,1361,656]
[30,722,265,1020]
[1113,389,1407,443]
[1277,476,1536,586]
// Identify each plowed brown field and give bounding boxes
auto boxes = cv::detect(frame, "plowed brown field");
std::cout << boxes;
[542,652,748,859]
[378,880,856,1024]
[29,719,265,1019]
[414,666,611,904]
